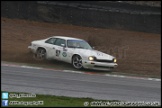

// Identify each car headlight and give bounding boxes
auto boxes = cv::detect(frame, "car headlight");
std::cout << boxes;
[88,56,95,61]
[114,58,117,63]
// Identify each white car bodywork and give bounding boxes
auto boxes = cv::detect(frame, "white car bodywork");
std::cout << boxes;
[28,36,118,71]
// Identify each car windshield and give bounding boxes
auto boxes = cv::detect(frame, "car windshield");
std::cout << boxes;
[67,40,92,49]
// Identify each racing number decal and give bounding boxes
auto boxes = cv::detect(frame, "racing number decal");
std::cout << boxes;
[56,50,61,56]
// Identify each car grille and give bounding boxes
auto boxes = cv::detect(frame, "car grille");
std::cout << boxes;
[95,59,114,63]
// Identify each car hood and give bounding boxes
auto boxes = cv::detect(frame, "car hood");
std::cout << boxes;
[73,49,115,60]
[32,39,47,44]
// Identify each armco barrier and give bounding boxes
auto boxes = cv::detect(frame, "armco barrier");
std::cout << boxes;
[1,1,161,33]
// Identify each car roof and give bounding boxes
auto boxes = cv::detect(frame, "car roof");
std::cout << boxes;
[51,36,83,41]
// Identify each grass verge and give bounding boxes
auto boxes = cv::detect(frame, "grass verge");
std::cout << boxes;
[1,91,118,107]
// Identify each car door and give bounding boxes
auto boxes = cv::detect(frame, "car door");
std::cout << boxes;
[61,40,71,63]
[44,38,57,59]
[53,38,67,61]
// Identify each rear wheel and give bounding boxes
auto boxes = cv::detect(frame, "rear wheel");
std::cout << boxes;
[72,55,83,69]
[35,48,46,60]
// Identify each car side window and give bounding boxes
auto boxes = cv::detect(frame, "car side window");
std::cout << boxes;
[54,38,66,47]
[45,38,56,45]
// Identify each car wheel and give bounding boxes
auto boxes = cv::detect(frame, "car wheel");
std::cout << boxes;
[35,48,46,60]
[72,55,83,69]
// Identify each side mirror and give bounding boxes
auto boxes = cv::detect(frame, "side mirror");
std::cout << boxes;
[61,44,66,47]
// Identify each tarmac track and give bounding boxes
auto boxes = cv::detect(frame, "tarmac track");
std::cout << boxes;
[1,63,161,104]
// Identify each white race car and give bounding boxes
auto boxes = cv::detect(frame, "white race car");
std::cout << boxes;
[28,36,118,71]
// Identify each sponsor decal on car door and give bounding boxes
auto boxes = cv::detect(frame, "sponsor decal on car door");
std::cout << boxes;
[54,46,62,60]
[60,47,69,62]
[55,46,68,61]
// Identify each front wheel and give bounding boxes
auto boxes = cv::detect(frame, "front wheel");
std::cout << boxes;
[72,55,83,69]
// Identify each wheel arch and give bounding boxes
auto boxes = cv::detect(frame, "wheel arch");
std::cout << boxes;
[36,47,47,52]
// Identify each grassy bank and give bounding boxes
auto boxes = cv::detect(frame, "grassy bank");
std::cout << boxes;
[2,91,119,107]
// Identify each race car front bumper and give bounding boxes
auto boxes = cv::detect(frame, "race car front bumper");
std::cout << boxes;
[82,60,118,71]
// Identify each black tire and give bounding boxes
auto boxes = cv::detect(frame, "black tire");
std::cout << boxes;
[35,48,46,60]
[72,55,83,69]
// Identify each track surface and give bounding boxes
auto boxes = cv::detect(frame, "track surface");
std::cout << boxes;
[1,64,161,103]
